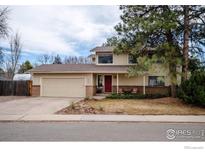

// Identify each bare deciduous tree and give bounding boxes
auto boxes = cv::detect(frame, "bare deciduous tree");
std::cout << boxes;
[37,54,54,65]
[0,47,4,66]
[0,7,10,79]
[64,56,91,64]
[36,55,91,66]
[6,32,22,79]
[0,7,10,38]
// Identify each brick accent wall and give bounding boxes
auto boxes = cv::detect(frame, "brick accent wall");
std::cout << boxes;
[112,86,170,95]
[86,86,96,97]
[32,85,40,96]
[145,86,170,95]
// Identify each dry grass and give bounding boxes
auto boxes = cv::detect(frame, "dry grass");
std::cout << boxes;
[57,97,205,115]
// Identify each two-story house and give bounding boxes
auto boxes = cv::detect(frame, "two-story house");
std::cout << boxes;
[30,46,171,97]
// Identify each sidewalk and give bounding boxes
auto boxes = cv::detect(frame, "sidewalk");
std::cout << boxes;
[0,114,205,123]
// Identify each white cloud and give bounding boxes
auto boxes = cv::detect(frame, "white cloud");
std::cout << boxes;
[1,5,120,56]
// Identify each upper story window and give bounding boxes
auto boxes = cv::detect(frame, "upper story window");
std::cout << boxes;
[148,76,165,86]
[98,54,113,64]
[128,54,137,64]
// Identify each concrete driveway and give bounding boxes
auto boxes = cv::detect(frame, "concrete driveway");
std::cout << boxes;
[0,97,79,115]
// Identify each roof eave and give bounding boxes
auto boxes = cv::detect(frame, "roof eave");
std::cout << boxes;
[31,71,128,74]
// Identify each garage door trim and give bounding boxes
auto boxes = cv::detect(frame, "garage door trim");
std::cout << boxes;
[40,77,86,97]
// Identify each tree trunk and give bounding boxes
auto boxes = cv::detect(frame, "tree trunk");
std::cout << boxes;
[169,63,177,97]
[182,5,190,82]
[170,83,176,97]
[165,30,178,97]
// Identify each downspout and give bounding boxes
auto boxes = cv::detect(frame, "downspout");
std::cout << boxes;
[143,75,146,95]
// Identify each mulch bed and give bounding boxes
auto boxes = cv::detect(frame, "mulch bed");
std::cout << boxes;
[56,99,106,114]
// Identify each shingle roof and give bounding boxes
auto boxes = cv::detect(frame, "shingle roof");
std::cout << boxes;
[29,64,129,73]
[90,46,156,53]
[90,46,114,52]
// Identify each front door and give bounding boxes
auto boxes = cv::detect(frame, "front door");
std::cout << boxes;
[104,75,112,92]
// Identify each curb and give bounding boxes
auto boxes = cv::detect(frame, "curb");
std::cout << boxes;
[0,115,205,123]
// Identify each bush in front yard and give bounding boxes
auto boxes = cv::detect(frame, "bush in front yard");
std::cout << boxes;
[177,70,205,106]
[106,93,168,99]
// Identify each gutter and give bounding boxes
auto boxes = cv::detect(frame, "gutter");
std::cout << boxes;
[30,71,128,74]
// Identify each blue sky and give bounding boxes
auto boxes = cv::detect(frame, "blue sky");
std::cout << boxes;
[0,6,121,64]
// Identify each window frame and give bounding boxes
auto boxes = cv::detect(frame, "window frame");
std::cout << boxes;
[97,75,103,87]
[98,54,113,64]
[128,54,137,64]
[148,76,165,87]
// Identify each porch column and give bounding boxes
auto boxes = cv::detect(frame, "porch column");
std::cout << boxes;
[143,75,146,95]
[117,73,119,94]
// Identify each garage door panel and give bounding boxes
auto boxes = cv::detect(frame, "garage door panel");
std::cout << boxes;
[41,78,85,97]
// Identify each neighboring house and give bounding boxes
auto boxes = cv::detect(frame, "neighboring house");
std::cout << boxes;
[29,46,176,98]
[13,74,32,81]
[0,69,5,80]
[0,76,6,80]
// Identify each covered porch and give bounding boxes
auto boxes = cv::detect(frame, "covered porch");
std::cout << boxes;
[92,73,170,96]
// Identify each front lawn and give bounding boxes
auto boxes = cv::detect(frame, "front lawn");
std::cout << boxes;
[56,97,205,115]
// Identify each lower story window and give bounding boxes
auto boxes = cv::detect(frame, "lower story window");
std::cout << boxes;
[97,75,103,87]
[97,75,103,93]
[148,76,165,86]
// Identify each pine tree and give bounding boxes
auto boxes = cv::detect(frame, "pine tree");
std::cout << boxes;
[109,5,205,97]
[179,6,205,81]
[113,5,181,97]
[53,54,62,64]
[18,60,33,73]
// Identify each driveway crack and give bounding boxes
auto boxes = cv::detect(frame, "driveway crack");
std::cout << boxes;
[17,114,28,121]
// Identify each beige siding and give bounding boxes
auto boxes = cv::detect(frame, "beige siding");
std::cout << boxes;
[119,75,144,86]
[96,53,129,65]
[112,74,144,86]
[32,73,93,86]
[32,74,41,85]
[93,74,96,86]
[112,75,116,86]
[41,78,85,97]
[113,54,128,65]
[148,64,169,76]
[112,73,171,86]
[145,64,170,86]
[97,74,169,87]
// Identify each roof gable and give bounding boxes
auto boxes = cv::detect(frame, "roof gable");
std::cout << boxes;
[90,46,114,52]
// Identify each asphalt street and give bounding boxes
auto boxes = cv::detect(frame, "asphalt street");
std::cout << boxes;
[0,122,204,141]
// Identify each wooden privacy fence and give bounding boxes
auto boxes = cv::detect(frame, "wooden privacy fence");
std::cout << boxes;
[0,80,32,96]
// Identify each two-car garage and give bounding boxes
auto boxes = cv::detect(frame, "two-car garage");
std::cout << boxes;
[40,78,86,97]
